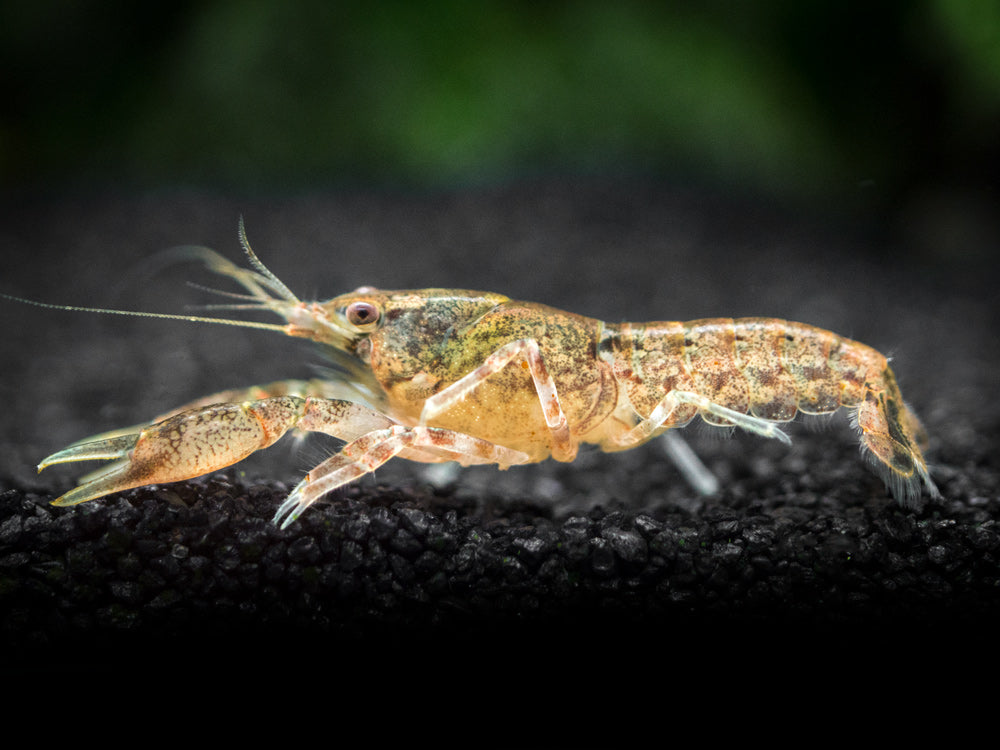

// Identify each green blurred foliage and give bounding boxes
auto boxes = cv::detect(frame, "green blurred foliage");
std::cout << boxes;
[2,0,998,209]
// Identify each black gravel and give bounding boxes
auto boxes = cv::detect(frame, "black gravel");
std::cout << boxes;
[1,181,997,712]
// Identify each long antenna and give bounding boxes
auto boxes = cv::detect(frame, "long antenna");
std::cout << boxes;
[0,293,289,333]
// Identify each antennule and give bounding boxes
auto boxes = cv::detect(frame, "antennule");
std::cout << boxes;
[237,217,300,304]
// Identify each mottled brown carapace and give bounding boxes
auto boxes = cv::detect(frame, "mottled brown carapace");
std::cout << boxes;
[29,225,939,527]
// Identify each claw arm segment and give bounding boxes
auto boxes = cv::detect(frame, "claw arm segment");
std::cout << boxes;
[418,338,575,460]
[39,396,398,508]
[42,398,303,507]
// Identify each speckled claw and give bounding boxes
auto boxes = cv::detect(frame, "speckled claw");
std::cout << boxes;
[38,397,311,508]
[39,434,143,506]
[40,434,139,473]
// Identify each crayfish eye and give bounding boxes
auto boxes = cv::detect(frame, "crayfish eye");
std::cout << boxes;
[345,300,381,328]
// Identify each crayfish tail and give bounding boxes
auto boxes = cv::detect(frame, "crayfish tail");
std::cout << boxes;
[851,368,941,505]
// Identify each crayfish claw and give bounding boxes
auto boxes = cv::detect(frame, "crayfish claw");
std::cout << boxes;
[38,434,139,473]
[37,433,143,506]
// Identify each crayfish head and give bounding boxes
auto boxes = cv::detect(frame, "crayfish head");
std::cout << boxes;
[312,287,509,394]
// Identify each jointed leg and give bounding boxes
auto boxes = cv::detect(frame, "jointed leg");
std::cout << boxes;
[618,390,790,497]
[419,338,575,460]
[618,389,791,449]
[273,425,530,527]
[660,431,720,496]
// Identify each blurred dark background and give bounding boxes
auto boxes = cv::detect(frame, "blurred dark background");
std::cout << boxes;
[2,0,998,260]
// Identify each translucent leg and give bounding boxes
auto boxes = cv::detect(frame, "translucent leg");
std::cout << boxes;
[660,431,720,496]
[273,425,530,528]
